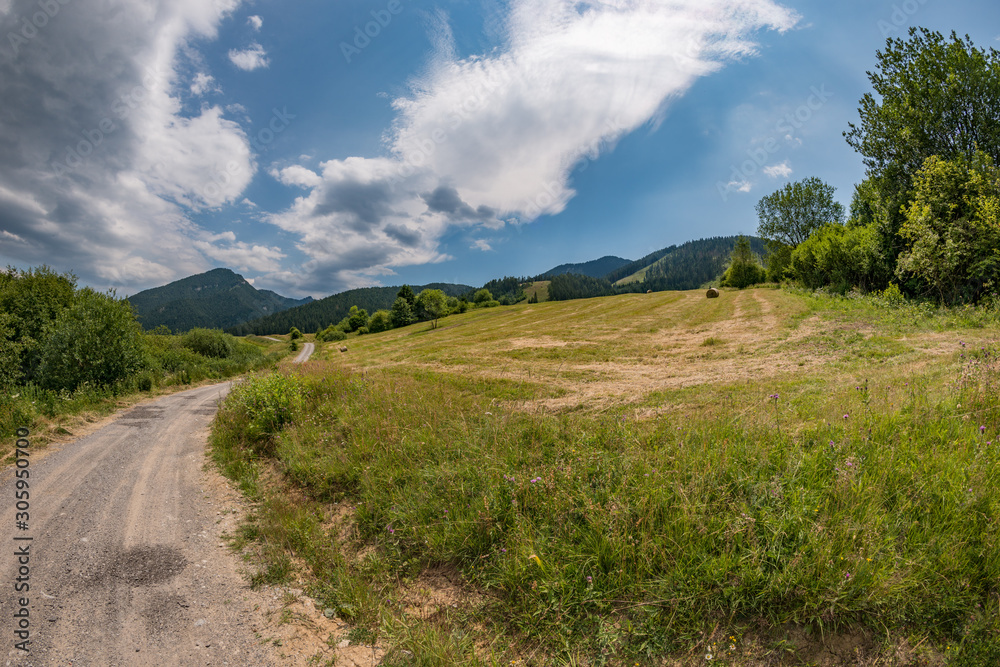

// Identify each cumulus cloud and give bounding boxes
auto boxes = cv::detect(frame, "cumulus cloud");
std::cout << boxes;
[248,15,263,31]
[267,0,798,292]
[471,239,493,252]
[0,0,259,292]
[191,72,218,95]
[228,42,269,71]
[763,161,792,178]
[726,180,753,193]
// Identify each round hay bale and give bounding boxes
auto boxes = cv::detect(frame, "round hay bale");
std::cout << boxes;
[339,346,348,353]
[646,290,653,294]
[706,288,720,299]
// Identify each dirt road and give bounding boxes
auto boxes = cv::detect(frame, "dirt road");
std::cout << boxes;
[292,342,314,364]
[0,382,280,666]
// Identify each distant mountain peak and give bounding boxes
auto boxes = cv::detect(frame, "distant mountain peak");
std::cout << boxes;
[126,268,312,332]
[536,255,632,280]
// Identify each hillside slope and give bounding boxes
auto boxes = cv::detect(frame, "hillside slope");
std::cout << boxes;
[127,268,312,332]
[226,282,474,335]
[536,255,632,279]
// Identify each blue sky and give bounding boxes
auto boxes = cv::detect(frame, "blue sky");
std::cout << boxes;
[0,0,997,298]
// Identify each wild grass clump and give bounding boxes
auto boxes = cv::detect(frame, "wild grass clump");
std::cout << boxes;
[215,371,305,455]
[212,353,1000,662]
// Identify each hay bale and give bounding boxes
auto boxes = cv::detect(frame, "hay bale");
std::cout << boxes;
[646,290,653,294]
[706,288,720,299]
[339,346,348,353]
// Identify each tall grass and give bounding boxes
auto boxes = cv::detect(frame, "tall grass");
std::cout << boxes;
[211,344,1000,663]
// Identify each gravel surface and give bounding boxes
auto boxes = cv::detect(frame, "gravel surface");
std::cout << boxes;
[0,382,281,667]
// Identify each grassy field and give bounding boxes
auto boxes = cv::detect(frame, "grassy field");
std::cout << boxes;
[211,288,1000,666]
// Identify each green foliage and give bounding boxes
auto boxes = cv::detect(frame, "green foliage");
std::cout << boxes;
[181,328,237,358]
[845,29,1000,273]
[318,326,348,342]
[36,289,146,391]
[346,306,370,332]
[397,284,416,307]
[790,224,888,292]
[756,177,846,247]
[390,297,415,328]
[764,241,794,282]
[128,268,311,332]
[227,283,472,336]
[415,289,448,328]
[368,310,393,334]
[0,265,76,380]
[289,327,302,340]
[0,313,24,387]
[475,276,527,304]
[896,152,1000,304]
[219,372,304,454]
[473,288,493,304]
[547,273,614,301]
[719,237,767,288]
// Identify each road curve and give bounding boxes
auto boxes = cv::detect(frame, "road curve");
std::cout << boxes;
[292,342,314,364]
[0,383,278,666]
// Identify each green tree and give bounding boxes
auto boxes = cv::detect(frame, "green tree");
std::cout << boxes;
[181,328,236,358]
[756,177,845,247]
[397,285,416,308]
[37,289,146,391]
[719,237,766,289]
[0,266,76,381]
[415,289,448,329]
[390,297,415,328]
[473,288,493,304]
[289,327,302,340]
[844,29,1000,268]
[896,152,1000,304]
[346,306,369,332]
[790,224,887,292]
[368,310,393,333]
[0,313,24,387]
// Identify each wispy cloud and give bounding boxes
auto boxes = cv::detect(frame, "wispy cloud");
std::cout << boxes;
[228,42,269,71]
[763,161,792,178]
[248,15,263,31]
[267,0,799,292]
[471,239,493,252]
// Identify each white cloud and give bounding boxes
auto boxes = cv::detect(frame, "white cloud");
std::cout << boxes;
[727,180,753,193]
[248,15,263,31]
[268,0,798,292]
[228,43,269,71]
[763,161,792,178]
[191,72,217,95]
[471,239,493,252]
[0,0,260,293]
[192,238,285,273]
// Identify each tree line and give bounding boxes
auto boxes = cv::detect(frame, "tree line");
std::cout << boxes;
[741,29,1000,305]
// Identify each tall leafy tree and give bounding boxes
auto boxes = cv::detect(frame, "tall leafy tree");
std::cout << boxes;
[414,289,448,329]
[896,152,1000,304]
[844,28,1000,266]
[397,285,416,308]
[755,177,845,247]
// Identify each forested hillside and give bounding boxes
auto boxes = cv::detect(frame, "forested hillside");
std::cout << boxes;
[128,268,311,332]
[227,283,474,335]
[536,256,632,279]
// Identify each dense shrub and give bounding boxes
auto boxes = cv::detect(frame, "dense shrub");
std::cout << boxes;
[36,289,146,391]
[318,326,347,342]
[181,328,236,358]
[790,223,887,292]
[222,372,304,454]
[720,237,766,288]
[368,310,392,333]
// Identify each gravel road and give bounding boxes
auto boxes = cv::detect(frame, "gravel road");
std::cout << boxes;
[0,382,281,667]
[292,343,314,364]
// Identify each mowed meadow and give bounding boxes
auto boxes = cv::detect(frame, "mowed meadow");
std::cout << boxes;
[211,288,1000,666]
